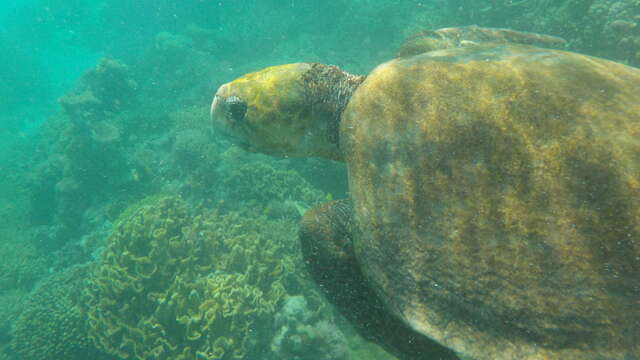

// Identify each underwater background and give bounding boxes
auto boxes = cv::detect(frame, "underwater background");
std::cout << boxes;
[0,1,639,359]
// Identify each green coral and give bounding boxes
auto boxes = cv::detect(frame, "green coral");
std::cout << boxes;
[10,264,110,360]
[113,193,169,227]
[58,58,137,124]
[0,240,47,291]
[0,289,27,352]
[170,104,211,133]
[218,154,325,217]
[169,105,221,171]
[85,195,320,359]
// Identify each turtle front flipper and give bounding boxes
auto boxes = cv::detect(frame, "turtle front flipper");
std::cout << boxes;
[300,199,460,360]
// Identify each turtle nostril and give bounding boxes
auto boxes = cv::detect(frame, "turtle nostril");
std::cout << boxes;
[226,96,247,122]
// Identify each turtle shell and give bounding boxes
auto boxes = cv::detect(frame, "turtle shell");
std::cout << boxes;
[397,25,567,57]
[340,44,640,360]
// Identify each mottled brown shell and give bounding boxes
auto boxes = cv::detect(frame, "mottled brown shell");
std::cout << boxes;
[341,44,640,360]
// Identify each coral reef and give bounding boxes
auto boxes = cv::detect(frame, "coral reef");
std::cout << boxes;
[453,0,640,66]
[59,58,137,126]
[169,126,221,199]
[588,0,640,64]
[57,59,134,190]
[0,290,28,350]
[217,153,325,217]
[348,339,402,360]
[26,153,66,226]
[85,195,325,360]
[138,30,223,106]
[271,296,349,360]
[0,240,47,291]
[10,264,112,360]
[172,129,216,170]
[155,32,194,57]
[26,58,138,250]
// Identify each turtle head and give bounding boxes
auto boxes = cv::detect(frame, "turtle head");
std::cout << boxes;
[211,63,364,161]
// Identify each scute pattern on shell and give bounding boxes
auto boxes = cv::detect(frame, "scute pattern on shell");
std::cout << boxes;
[341,44,640,360]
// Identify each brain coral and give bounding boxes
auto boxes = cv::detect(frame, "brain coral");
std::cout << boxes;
[10,264,111,360]
[0,290,26,351]
[85,195,322,360]
[0,240,47,291]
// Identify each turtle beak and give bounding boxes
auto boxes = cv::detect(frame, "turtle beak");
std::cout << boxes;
[210,91,223,123]
[210,83,231,127]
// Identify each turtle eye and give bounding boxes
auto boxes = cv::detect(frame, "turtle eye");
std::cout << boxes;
[226,96,247,123]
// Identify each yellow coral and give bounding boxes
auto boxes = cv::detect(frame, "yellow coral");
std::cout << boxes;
[85,195,319,359]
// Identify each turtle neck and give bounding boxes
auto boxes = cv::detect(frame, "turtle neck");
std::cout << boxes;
[302,63,365,157]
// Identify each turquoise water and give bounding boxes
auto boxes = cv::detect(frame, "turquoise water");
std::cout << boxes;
[1,1,639,359]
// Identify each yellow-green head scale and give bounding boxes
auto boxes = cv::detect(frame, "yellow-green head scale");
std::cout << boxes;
[212,62,364,161]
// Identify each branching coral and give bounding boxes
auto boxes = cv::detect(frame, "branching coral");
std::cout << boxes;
[84,195,323,360]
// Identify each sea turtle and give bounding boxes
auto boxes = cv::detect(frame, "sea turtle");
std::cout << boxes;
[210,27,640,360]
